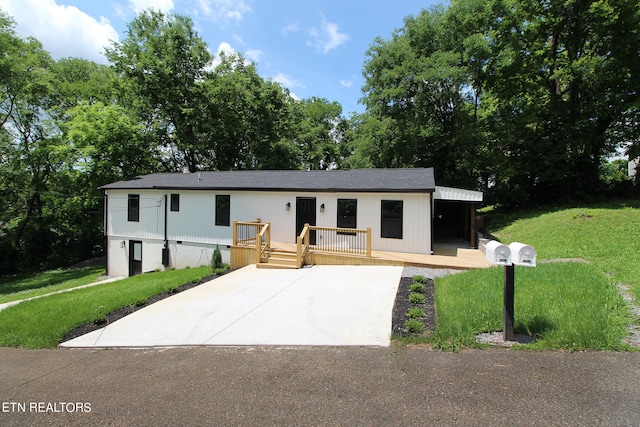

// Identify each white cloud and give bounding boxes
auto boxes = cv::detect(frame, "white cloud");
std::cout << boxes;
[271,73,304,89]
[129,0,174,13]
[288,92,301,101]
[307,18,350,54]
[283,17,349,55]
[209,41,237,68]
[281,23,300,34]
[232,34,245,45]
[196,0,251,21]
[209,41,257,70]
[245,49,263,63]
[3,0,120,64]
[270,74,302,101]
[340,80,353,88]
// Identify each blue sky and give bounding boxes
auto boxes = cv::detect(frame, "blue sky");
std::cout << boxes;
[3,0,443,115]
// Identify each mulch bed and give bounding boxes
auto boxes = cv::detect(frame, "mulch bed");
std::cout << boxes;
[60,272,223,344]
[391,277,436,337]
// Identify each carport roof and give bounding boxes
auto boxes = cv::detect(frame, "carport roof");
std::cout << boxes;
[434,186,483,202]
[101,168,437,193]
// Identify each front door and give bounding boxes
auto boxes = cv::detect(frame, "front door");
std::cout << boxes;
[129,240,143,276]
[296,197,316,245]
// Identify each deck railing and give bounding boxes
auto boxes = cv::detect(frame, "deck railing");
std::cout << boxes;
[256,222,271,262]
[233,220,270,264]
[234,220,371,269]
[297,223,371,267]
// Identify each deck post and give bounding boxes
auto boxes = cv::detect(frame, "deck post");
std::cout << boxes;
[470,204,477,248]
[232,220,238,246]
[366,227,372,258]
[304,223,310,247]
[296,236,302,267]
[255,236,260,265]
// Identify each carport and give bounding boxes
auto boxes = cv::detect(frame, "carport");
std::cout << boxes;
[433,186,483,249]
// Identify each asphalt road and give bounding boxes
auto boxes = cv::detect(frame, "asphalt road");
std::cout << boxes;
[1,346,638,426]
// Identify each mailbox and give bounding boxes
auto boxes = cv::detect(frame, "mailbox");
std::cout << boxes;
[485,240,512,266]
[509,242,537,267]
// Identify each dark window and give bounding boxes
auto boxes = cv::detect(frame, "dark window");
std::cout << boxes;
[215,195,230,226]
[337,199,357,233]
[381,200,403,239]
[128,194,140,222]
[170,194,180,212]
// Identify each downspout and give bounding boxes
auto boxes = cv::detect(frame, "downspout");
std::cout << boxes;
[162,194,169,267]
[104,191,109,276]
[430,192,434,255]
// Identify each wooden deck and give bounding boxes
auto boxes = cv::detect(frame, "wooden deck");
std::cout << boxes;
[269,242,491,270]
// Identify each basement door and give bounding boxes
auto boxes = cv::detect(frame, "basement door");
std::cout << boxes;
[296,197,316,245]
[129,240,143,276]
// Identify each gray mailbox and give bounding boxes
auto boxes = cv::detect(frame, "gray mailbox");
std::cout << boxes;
[485,240,512,266]
[508,242,537,267]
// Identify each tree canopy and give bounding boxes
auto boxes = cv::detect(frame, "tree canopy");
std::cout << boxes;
[354,0,640,205]
[1,2,638,273]
[0,8,349,272]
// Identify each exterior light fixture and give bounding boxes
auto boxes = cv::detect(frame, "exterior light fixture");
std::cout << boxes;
[286,202,291,211]
[120,241,126,248]
[320,203,325,213]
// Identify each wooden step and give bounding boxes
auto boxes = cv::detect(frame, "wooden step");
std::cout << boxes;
[256,262,298,269]
[257,250,299,269]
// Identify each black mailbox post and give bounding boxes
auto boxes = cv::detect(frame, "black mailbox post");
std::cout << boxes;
[504,264,515,341]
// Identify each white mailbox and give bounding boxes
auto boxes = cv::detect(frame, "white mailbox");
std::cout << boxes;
[485,240,512,266]
[509,242,537,267]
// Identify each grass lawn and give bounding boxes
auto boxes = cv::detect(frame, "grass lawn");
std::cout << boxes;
[0,266,212,348]
[432,199,639,350]
[434,263,631,350]
[0,266,105,304]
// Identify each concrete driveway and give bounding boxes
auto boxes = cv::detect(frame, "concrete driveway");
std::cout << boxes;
[60,265,402,348]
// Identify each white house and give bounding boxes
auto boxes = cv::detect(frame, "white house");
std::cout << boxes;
[101,168,482,277]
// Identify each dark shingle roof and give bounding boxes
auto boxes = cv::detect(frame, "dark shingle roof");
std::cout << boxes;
[100,168,436,193]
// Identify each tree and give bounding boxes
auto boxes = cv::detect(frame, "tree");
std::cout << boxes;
[199,52,301,170]
[481,0,640,204]
[105,9,212,172]
[0,11,60,271]
[353,0,640,206]
[356,5,486,189]
[295,97,346,170]
[51,57,117,115]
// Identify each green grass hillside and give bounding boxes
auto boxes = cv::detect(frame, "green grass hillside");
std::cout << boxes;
[434,200,639,350]
[490,200,640,297]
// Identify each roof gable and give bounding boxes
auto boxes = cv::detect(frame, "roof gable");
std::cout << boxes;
[101,168,436,193]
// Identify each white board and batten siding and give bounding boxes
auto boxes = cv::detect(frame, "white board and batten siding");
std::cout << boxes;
[105,188,432,276]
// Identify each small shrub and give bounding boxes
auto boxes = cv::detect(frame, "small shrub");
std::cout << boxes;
[409,293,426,304]
[409,282,425,293]
[212,245,223,270]
[214,263,230,275]
[404,319,425,334]
[412,275,427,284]
[406,307,425,319]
